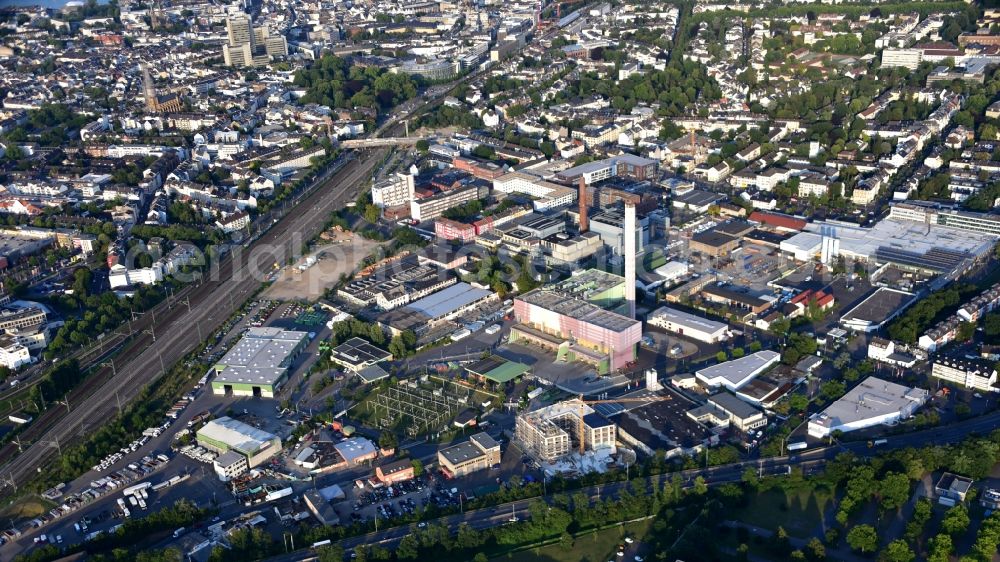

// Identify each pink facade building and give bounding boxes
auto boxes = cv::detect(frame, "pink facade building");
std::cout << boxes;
[512,289,640,373]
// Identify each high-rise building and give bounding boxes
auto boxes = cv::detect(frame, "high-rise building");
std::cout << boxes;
[222,14,287,68]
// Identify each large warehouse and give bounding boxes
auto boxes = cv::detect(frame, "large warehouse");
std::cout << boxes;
[807,376,929,438]
[512,288,641,373]
[197,417,281,480]
[210,327,310,398]
[695,350,780,391]
[647,306,729,343]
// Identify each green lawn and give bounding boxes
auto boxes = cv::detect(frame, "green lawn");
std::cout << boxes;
[494,520,653,562]
[731,488,831,538]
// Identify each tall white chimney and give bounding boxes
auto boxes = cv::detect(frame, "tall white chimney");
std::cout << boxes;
[624,203,637,320]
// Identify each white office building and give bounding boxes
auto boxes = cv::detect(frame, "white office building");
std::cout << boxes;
[372,173,415,209]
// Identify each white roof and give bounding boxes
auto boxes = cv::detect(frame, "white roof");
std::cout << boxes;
[334,437,377,463]
[695,350,780,391]
[648,306,727,336]
[809,376,928,433]
[214,327,308,386]
[197,417,278,455]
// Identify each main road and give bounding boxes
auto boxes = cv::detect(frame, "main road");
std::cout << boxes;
[262,410,1000,561]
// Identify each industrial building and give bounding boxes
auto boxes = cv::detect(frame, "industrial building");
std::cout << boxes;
[197,417,281,481]
[330,337,393,372]
[337,257,455,311]
[780,212,999,278]
[588,207,650,256]
[695,350,781,392]
[333,438,379,466]
[647,306,729,343]
[512,288,641,373]
[437,432,501,477]
[375,459,415,484]
[210,327,310,398]
[515,400,616,464]
[807,376,929,438]
[687,392,767,433]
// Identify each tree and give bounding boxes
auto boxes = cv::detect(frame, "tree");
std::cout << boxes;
[847,524,878,553]
[411,459,424,477]
[693,475,708,495]
[715,351,728,362]
[769,317,791,338]
[941,504,970,537]
[879,540,914,562]
[879,472,911,512]
[819,380,845,401]
[415,139,430,153]
[806,537,826,561]
[317,545,345,562]
[927,533,953,562]
[396,534,419,559]
[378,431,398,451]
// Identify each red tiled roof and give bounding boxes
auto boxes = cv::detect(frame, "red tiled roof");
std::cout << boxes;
[748,211,806,231]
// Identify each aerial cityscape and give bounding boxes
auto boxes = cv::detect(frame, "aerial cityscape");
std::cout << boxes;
[6,0,1000,560]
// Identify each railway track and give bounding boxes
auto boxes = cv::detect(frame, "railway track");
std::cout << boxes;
[0,151,386,495]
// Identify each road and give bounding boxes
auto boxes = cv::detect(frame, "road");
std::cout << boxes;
[261,410,1000,561]
[0,61,497,496]
[0,151,386,496]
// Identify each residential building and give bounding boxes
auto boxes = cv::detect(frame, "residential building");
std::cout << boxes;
[515,400,616,464]
[931,358,998,393]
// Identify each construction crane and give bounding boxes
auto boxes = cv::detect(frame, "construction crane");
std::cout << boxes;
[574,394,670,456]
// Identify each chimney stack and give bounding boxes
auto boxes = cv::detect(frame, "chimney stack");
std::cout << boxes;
[578,177,588,233]
[624,202,637,320]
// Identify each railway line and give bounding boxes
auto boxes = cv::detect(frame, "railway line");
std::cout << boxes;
[0,150,387,495]
[0,66,469,495]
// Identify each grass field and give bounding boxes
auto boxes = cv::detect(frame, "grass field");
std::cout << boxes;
[493,519,653,562]
[0,496,55,526]
[731,488,831,538]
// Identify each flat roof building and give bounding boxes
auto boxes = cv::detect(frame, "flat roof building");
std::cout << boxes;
[695,350,780,392]
[437,432,501,478]
[210,327,309,398]
[197,417,281,480]
[807,376,928,438]
[512,288,641,373]
[375,458,415,484]
[333,437,379,466]
[515,400,616,464]
[330,337,392,372]
[647,306,729,343]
